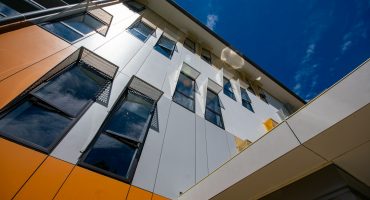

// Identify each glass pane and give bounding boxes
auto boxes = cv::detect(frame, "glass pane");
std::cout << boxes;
[0,0,39,13]
[63,15,103,35]
[154,45,172,58]
[205,109,224,128]
[34,62,107,117]
[241,88,251,102]
[32,0,67,8]
[129,22,153,41]
[201,49,211,63]
[242,100,254,112]
[42,22,83,42]
[176,73,195,98]
[206,90,221,114]
[173,91,194,112]
[158,36,175,50]
[184,38,195,52]
[105,92,153,142]
[0,100,71,149]
[223,78,235,100]
[83,134,136,179]
[0,2,20,17]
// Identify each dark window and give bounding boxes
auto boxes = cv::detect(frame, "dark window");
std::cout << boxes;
[260,93,268,104]
[62,0,84,4]
[183,38,196,53]
[154,35,176,58]
[42,14,105,43]
[223,77,236,101]
[247,86,255,95]
[124,0,145,12]
[173,72,195,112]
[128,21,154,42]
[0,61,109,152]
[0,2,20,18]
[201,48,212,64]
[241,87,254,112]
[205,89,224,129]
[31,0,67,9]
[0,0,39,13]
[79,91,155,182]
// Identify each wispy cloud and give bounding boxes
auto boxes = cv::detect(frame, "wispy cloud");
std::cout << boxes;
[341,40,352,53]
[206,14,218,30]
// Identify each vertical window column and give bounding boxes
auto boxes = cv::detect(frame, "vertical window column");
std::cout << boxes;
[223,77,236,101]
[173,72,196,112]
[205,89,224,129]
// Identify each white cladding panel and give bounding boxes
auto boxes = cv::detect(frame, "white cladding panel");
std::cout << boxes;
[153,102,196,199]
[195,115,209,182]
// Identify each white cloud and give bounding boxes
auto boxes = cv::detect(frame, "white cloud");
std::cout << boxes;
[206,14,218,30]
[341,40,352,53]
[301,44,316,64]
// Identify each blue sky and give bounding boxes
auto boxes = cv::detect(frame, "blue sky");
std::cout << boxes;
[173,0,370,101]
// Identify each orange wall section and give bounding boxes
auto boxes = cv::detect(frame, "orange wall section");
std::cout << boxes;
[13,156,74,200]
[0,25,70,82]
[127,186,153,200]
[0,46,76,110]
[0,138,47,200]
[54,166,130,200]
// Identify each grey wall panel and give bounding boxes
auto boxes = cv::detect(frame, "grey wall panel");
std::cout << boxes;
[51,103,108,164]
[195,115,209,183]
[106,72,130,111]
[226,132,237,157]
[205,121,231,173]
[132,97,172,192]
[153,102,196,199]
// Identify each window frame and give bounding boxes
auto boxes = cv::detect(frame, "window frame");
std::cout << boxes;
[183,38,196,53]
[78,89,156,183]
[127,20,155,42]
[0,61,109,154]
[172,72,196,112]
[40,13,106,44]
[201,48,212,64]
[205,89,225,129]
[154,34,177,59]
[240,87,254,113]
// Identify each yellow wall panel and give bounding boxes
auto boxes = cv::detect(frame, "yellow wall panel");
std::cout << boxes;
[13,157,73,200]
[0,25,69,81]
[0,139,47,200]
[152,193,170,200]
[127,186,153,200]
[54,166,130,200]
[0,46,76,110]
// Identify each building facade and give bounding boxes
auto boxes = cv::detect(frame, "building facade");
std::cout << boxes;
[0,1,368,200]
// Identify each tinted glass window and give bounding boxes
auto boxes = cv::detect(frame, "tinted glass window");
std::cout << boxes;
[34,62,107,117]
[0,99,71,150]
[83,134,136,179]
[32,0,67,8]
[173,73,195,112]
[0,0,39,13]
[223,77,236,100]
[241,88,254,112]
[154,35,176,58]
[201,49,212,64]
[128,21,154,42]
[184,38,195,53]
[125,1,145,12]
[42,22,83,42]
[105,93,153,142]
[63,15,104,35]
[205,89,224,128]
[0,2,20,17]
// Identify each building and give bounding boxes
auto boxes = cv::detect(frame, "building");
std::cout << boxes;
[0,0,368,199]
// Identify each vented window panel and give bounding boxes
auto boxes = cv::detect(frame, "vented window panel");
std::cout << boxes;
[154,35,176,59]
[223,77,236,101]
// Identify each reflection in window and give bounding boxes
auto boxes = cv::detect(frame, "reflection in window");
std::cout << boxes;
[42,14,105,43]
[241,87,254,112]
[223,77,236,101]
[79,91,155,182]
[173,72,195,112]
[201,48,212,64]
[205,89,224,129]
[184,38,196,53]
[128,21,154,42]
[0,2,20,18]
[154,35,176,59]
[0,61,109,152]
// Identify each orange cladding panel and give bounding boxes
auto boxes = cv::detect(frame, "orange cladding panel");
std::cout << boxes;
[54,166,130,200]
[0,46,76,110]
[13,157,74,200]
[152,194,170,200]
[0,139,47,200]
[127,186,153,200]
[0,25,69,81]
